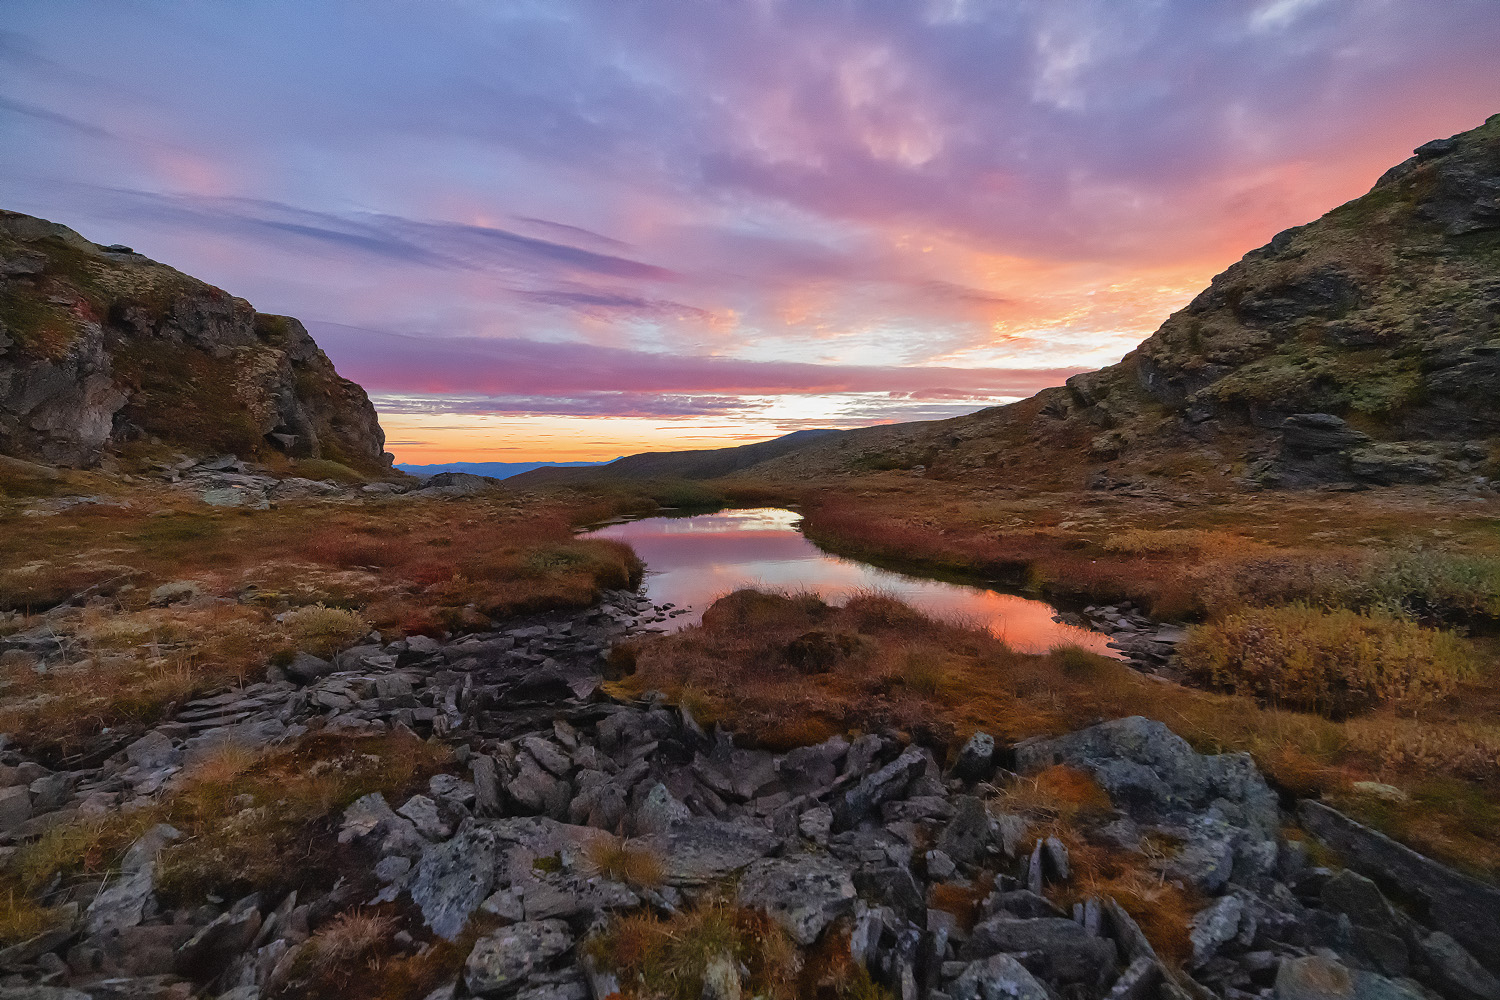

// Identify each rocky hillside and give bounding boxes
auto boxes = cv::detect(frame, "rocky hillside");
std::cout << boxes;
[0,210,388,470]
[750,113,1500,491]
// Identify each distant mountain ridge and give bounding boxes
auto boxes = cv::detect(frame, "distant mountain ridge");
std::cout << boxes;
[508,428,843,485]
[396,459,618,480]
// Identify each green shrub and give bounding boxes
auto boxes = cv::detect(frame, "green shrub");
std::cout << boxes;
[1178,605,1477,716]
[283,604,369,657]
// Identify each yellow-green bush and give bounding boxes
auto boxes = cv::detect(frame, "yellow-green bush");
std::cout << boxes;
[1178,605,1476,716]
[283,604,369,657]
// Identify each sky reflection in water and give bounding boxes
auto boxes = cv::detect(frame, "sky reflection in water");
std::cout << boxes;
[584,508,1115,656]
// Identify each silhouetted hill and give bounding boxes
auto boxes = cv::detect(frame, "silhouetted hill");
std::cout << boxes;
[396,460,617,480]
[508,429,843,485]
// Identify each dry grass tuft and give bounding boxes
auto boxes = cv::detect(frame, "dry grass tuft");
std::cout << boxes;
[1101,528,1254,556]
[304,910,396,971]
[0,890,68,945]
[582,836,665,889]
[588,897,802,1000]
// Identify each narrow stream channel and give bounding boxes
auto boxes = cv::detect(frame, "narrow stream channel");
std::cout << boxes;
[582,507,1117,656]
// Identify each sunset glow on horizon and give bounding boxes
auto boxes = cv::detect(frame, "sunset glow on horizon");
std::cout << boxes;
[3,2,1499,462]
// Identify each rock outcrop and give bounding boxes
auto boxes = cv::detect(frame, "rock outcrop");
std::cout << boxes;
[0,210,387,469]
[747,113,1500,493]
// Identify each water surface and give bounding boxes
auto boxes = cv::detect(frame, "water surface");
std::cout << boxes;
[583,508,1114,655]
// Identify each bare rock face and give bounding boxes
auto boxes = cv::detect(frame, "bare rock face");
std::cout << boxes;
[1095,113,1500,486]
[0,210,387,468]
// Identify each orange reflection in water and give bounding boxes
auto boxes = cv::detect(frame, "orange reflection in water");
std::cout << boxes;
[584,508,1116,656]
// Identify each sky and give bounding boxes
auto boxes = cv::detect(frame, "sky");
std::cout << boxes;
[3,2,1499,463]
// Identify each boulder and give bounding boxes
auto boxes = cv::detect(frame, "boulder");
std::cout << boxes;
[1299,800,1500,968]
[1188,894,1243,967]
[701,951,742,1000]
[937,796,992,867]
[948,953,1050,1000]
[176,894,262,978]
[124,731,180,771]
[397,794,452,840]
[464,920,573,997]
[0,785,30,833]
[1015,717,1280,834]
[148,581,202,606]
[632,782,690,836]
[737,855,857,946]
[411,826,499,940]
[987,890,1066,921]
[656,817,780,886]
[471,754,504,817]
[508,756,564,816]
[1274,954,1423,1000]
[285,652,333,684]
[950,731,996,782]
[422,472,502,496]
[960,915,1117,986]
[519,737,573,779]
[85,824,180,936]
[1415,931,1500,1000]
[338,792,427,857]
[832,745,927,831]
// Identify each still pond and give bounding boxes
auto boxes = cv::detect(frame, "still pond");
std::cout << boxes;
[582,508,1115,656]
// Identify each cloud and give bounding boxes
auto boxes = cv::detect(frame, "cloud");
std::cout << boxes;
[0,96,115,139]
[310,321,1087,400]
[375,393,759,419]
[2,1,1498,457]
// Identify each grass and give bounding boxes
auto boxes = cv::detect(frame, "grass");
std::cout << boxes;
[0,603,268,759]
[6,728,450,914]
[284,604,370,658]
[299,910,398,975]
[0,486,646,755]
[622,588,1500,881]
[0,891,65,945]
[1178,605,1478,716]
[582,836,666,889]
[587,896,887,1000]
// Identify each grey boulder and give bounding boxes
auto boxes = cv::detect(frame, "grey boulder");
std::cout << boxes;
[411,826,499,940]
[737,854,857,946]
[464,919,573,997]
[948,953,1050,1000]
